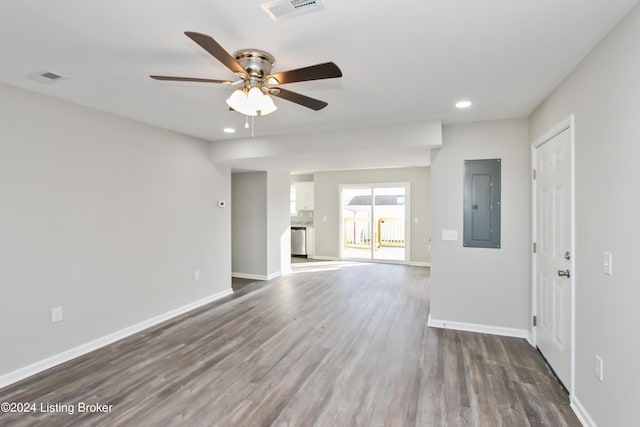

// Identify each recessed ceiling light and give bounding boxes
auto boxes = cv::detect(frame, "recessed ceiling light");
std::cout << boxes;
[223,128,236,134]
[456,100,472,109]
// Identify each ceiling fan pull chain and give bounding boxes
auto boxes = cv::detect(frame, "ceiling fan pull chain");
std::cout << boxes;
[245,115,250,129]
[251,116,255,138]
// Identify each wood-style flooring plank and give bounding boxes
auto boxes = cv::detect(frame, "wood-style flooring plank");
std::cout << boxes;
[0,262,580,426]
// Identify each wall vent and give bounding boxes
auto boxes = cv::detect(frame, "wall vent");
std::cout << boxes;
[261,0,324,22]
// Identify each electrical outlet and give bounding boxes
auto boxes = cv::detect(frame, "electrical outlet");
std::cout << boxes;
[594,355,604,381]
[51,306,63,323]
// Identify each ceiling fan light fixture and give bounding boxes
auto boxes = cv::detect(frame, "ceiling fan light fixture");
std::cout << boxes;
[247,87,265,110]
[226,88,256,116]
[226,86,278,116]
[260,94,278,115]
[226,89,246,107]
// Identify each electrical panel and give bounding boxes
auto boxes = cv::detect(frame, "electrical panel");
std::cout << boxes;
[463,159,501,248]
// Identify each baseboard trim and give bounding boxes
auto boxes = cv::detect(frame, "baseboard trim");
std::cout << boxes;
[409,261,431,267]
[0,288,233,389]
[525,331,534,346]
[427,315,530,340]
[232,272,267,280]
[571,396,598,427]
[232,271,281,281]
[311,256,430,267]
[267,271,281,280]
[309,255,340,261]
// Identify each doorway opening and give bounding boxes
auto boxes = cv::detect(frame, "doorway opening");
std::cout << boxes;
[340,183,409,262]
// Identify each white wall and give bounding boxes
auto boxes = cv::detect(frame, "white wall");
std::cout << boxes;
[231,171,290,279]
[313,167,431,264]
[429,119,530,331]
[267,171,291,277]
[209,120,441,173]
[529,4,640,425]
[0,83,231,378]
[231,172,267,277]
[290,174,313,183]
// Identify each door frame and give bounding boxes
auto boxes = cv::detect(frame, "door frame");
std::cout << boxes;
[338,182,411,263]
[531,115,576,397]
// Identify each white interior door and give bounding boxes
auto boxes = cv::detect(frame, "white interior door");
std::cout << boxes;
[534,127,573,390]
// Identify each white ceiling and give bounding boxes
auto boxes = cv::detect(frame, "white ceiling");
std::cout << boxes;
[0,0,637,170]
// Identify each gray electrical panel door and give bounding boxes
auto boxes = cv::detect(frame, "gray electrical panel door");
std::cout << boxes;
[463,159,501,248]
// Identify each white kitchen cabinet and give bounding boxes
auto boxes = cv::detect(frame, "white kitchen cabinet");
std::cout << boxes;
[295,182,314,211]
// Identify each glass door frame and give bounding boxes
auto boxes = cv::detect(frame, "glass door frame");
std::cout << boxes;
[338,182,411,263]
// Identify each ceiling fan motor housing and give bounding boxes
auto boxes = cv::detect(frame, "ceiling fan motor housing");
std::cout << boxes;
[233,49,276,80]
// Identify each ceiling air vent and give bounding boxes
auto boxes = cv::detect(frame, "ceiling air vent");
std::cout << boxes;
[29,70,67,84]
[40,71,63,81]
[261,0,324,22]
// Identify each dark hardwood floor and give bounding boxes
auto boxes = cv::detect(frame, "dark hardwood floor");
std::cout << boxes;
[0,262,580,426]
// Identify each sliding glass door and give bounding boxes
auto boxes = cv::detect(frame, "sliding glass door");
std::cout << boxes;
[340,183,408,262]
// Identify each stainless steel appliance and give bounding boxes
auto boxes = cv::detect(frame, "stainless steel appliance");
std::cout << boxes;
[291,227,307,256]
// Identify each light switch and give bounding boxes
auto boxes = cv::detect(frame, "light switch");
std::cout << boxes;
[603,252,613,276]
[51,306,63,323]
[594,354,604,381]
[442,229,458,241]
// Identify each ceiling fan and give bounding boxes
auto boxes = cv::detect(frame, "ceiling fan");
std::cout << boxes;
[151,31,342,116]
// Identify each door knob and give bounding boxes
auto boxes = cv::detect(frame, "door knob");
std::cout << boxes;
[557,269,571,278]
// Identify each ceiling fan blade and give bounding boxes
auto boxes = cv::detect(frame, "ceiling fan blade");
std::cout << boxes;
[184,31,247,78]
[271,88,328,111]
[150,75,233,84]
[267,62,342,85]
